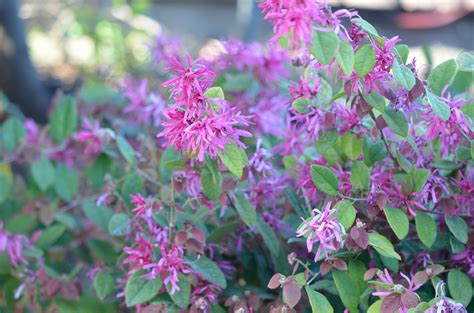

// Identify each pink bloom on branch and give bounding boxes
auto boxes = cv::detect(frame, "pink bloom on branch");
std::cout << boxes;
[158,103,251,162]
[289,74,320,100]
[0,223,29,268]
[259,0,319,50]
[143,245,190,295]
[296,202,345,261]
[163,55,216,107]
[74,118,104,156]
[130,193,148,217]
[384,180,426,217]
[423,93,472,158]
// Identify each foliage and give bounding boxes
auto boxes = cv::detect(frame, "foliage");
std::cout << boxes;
[0,1,473,312]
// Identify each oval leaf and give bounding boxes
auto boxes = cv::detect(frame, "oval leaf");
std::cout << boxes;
[384,207,409,240]
[310,30,339,65]
[186,256,227,289]
[445,216,468,244]
[415,211,437,248]
[448,269,472,307]
[310,165,339,195]
[354,44,376,78]
[306,287,334,313]
[368,233,401,260]
[427,59,457,95]
[125,269,162,307]
[233,194,257,228]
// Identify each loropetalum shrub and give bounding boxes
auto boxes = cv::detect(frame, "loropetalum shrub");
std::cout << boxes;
[0,1,473,312]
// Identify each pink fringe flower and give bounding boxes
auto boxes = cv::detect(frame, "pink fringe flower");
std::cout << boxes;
[296,202,345,261]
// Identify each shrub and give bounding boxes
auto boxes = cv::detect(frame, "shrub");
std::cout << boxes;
[0,1,473,312]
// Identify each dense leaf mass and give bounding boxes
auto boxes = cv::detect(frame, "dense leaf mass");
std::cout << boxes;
[0,1,473,312]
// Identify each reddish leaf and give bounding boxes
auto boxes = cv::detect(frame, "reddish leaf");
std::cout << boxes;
[319,261,333,276]
[413,271,428,286]
[408,78,424,102]
[364,268,379,280]
[174,231,187,245]
[401,290,419,308]
[381,293,402,313]
[192,226,206,244]
[350,226,360,239]
[332,259,348,271]
[268,274,284,289]
[282,281,301,308]
[59,282,80,301]
[354,229,369,249]
[426,264,444,277]
[43,279,61,298]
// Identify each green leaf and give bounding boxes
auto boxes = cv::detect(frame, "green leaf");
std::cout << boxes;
[415,211,437,248]
[395,44,409,64]
[166,273,191,309]
[426,91,451,122]
[354,44,376,78]
[445,216,468,244]
[204,87,225,99]
[94,271,114,300]
[392,59,416,90]
[233,194,257,228]
[367,300,382,313]
[456,51,474,72]
[310,165,339,195]
[368,233,401,260]
[121,173,145,207]
[117,136,137,165]
[208,220,239,243]
[55,212,78,229]
[1,117,25,151]
[350,161,370,191]
[352,18,379,37]
[82,202,114,231]
[55,164,79,201]
[336,37,354,76]
[363,90,387,113]
[125,269,163,307]
[257,215,280,257]
[310,29,339,65]
[409,168,430,193]
[201,158,222,201]
[340,132,363,160]
[306,287,334,313]
[448,269,472,307]
[332,260,367,312]
[383,207,409,240]
[427,59,457,95]
[186,256,227,289]
[335,201,356,230]
[35,224,66,250]
[383,108,408,137]
[108,213,130,236]
[49,96,78,143]
[218,142,244,179]
[292,97,311,114]
[0,170,12,203]
[450,237,465,253]
[31,157,55,191]
[363,136,387,167]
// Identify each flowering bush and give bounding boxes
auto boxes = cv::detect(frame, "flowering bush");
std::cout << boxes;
[0,1,473,312]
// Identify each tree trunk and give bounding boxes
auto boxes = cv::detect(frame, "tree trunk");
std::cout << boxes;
[0,0,50,124]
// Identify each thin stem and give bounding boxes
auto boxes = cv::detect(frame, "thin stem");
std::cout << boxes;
[168,179,176,248]
[368,111,399,165]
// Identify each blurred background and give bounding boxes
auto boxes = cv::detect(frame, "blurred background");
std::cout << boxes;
[1,0,473,122]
